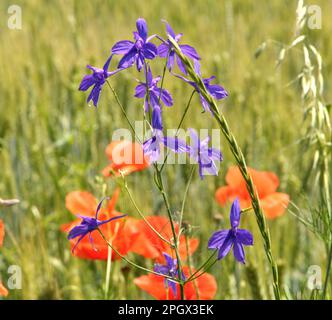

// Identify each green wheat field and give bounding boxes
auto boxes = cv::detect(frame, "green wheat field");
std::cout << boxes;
[0,0,331,300]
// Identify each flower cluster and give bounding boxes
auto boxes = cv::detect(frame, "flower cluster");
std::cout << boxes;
[75,18,290,300]
[62,190,217,299]
[79,18,228,179]
[62,141,217,299]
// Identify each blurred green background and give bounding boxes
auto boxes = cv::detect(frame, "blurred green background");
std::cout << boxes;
[0,0,331,299]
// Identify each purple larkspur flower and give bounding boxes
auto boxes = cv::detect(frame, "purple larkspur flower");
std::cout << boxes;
[112,18,158,71]
[175,61,228,113]
[164,128,223,179]
[143,127,189,163]
[143,129,164,162]
[158,20,200,74]
[67,197,126,253]
[135,66,173,114]
[188,128,223,179]
[154,253,185,296]
[208,198,253,264]
[79,55,121,107]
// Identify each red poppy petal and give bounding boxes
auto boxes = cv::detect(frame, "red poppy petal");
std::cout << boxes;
[0,220,5,247]
[130,232,161,259]
[260,192,290,219]
[0,282,8,297]
[106,188,120,214]
[215,186,235,206]
[178,237,199,260]
[130,216,173,258]
[221,166,282,203]
[134,274,171,300]
[104,141,150,177]
[66,191,97,216]
[102,164,115,177]
[225,166,245,188]
[183,267,218,300]
[135,268,217,300]
[249,169,279,198]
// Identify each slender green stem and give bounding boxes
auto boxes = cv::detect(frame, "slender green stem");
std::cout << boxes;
[186,250,217,282]
[241,207,253,214]
[140,52,186,299]
[106,80,141,144]
[177,166,195,243]
[154,166,185,299]
[121,174,173,246]
[106,81,173,244]
[189,258,219,282]
[169,36,281,299]
[323,239,332,298]
[157,53,169,105]
[97,228,179,282]
[185,234,200,298]
[144,63,153,124]
[104,245,112,299]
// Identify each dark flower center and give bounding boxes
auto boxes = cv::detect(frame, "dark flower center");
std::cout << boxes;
[93,70,105,84]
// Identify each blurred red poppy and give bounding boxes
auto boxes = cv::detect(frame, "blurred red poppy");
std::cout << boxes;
[0,220,8,297]
[0,283,8,297]
[130,216,199,262]
[0,219,4,248]
[102,141,150,177]
[134,266,217,300]
[215,166,289,219]
[61,189,140,260]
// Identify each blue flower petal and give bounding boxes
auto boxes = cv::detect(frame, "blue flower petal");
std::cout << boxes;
[112,40,134,54]
[136,18,148,41]
[143,42,158,59]
[233,240,246,264]
[208,230,229,249]
[230,198,241,229]
[217,232,234,260]
[236,229,254,246]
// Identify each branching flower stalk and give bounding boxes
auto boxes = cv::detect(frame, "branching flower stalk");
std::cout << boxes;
[78,18,260,300]
[153,165,186,299]
[107,63,194,300]
[168,36,281,299]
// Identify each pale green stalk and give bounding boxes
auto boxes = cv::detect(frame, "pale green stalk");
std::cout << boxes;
[106,80,142,144]
[186,250,217,282]
[169,36,281,299]
[104,245,112,299]
[185,234,199,299]
[154,166,185,299]
[177,166,195,243]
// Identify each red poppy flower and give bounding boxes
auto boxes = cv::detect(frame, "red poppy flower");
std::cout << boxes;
[0,220,8,297]
[215,166,290,219]
[61,189,140,260]
[0,219,4,248]
[102,141,150,177]
[130,216,199,262]
[134,266,217,300]
[0,282,8,297]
